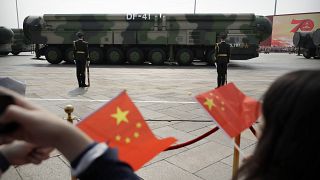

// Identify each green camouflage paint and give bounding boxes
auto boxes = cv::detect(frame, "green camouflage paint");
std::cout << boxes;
[23,13,272,64]
[11,29,32,55]
[0,26,14,55]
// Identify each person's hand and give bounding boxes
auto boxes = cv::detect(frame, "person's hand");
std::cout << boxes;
[0,87,93,161]
[0,141,52,165]
[0,87,73,147]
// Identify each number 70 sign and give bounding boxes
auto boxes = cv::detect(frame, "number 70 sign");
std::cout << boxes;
[291,19,314,32]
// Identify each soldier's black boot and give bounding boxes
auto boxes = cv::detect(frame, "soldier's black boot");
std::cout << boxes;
[80,75,87,87]
[217,76,221,87]
[221,75,225,86]
[77,79,82,88]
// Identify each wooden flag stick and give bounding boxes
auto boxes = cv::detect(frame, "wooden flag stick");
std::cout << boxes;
[232,134,241,179]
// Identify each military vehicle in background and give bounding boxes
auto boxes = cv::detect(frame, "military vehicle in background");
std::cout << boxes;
[293,28,320,59]
[23,13,272,65]
[11,29,33,55]
[0,26,14,55]
[0,27,33,56]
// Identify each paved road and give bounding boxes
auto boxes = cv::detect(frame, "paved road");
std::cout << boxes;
[0,53,319,180]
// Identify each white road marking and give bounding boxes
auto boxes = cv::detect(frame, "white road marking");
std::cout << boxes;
[28,98,197,104]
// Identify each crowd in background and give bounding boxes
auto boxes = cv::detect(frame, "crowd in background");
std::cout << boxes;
[259,46,298,54]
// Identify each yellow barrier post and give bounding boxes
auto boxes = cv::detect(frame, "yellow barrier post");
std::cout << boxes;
[64,105,77,180]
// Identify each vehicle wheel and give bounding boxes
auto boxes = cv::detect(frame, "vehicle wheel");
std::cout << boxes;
[206,49,215,66]
[148,48,165,65]
[64,47,74,64]
[106,47,124,64]
[11,51,20,55]
[303,50,311,59]
[127,48,144,65]
[89,47,104,64]
[45,47,63,64]
[176,48,193,65]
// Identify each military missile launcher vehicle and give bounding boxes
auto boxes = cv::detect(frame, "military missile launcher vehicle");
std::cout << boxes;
[0,26,14,56]
[313,29,320,46]
[311,29,320,59]
[293,28,320,59]
[11,29,33,55]
[23,13,272,65]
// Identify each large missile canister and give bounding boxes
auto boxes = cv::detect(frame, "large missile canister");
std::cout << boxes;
[23,14,272,45]
[0,26,14,44]
[293,31,316,49]
[0,26,14,55]
[312,28,320,46]
[23,13,272,64]
[293,32,311,47]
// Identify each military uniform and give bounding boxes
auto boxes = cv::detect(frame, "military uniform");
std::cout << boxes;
[73,38,89,87]
[215,40,230,87]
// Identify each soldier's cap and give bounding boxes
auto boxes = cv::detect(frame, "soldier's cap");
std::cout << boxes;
[76,31,84,38]
[220,32,227,40]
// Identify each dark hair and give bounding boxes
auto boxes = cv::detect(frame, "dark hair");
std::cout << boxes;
[220,32,227,40]
[76,31,84,38]
[236,70,320,180]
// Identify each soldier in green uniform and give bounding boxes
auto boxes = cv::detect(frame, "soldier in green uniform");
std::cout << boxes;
[73,32,90,88]
[215,32,230,87]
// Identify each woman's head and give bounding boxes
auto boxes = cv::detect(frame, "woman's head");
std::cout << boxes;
[237,70,320,180]
[263,69,320,131]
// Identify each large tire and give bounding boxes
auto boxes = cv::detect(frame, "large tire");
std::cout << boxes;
[127,48,144,65]
[206,49,215,66]
[106,47,124,64]
[11,51,20,55]
[175,48,193,66]
[89,47,104,64]
[148,48,165,65]
[45,47,63,64]
[64,47,74,64]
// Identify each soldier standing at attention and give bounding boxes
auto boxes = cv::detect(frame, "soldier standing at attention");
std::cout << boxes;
[215,32,230,87]
[73,32,90,88]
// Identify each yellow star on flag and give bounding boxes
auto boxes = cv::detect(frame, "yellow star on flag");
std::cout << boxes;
[111,106,129,125]
[204,98,215,110]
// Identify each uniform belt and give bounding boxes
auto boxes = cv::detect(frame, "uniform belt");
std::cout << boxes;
[76,51,85,54]
[217,54,228,57]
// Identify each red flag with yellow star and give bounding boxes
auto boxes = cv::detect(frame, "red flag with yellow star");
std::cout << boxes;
[196,83,261,137]
[77,91,176,170]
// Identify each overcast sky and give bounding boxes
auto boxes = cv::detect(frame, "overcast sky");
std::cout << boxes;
[1,0,319,28]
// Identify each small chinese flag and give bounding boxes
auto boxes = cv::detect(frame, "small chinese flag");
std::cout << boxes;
[196,83,261,137]
[77,91,176,171]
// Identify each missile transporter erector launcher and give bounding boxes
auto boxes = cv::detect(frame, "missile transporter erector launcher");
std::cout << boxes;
[293,28,320,59]
[0,27,14,55]
[0,27,33,56]
[11,29,33,55]
[23,13,272,65]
